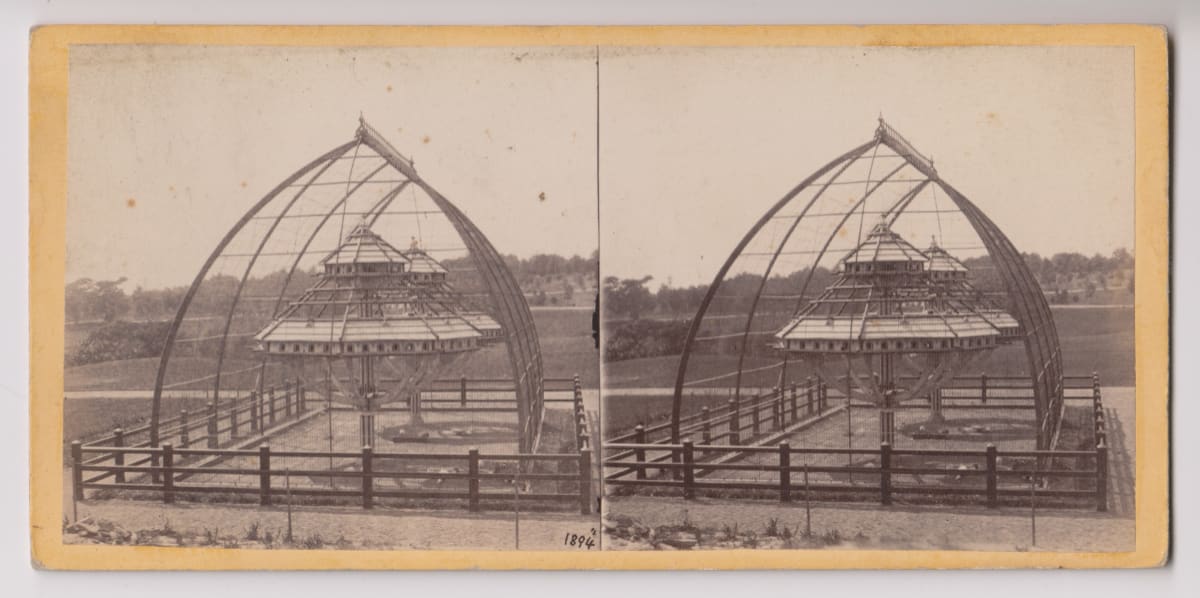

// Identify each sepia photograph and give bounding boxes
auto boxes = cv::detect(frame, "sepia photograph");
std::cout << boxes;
[600,45,1143,552]
[27,23,1169,571]
[58,44,600,551]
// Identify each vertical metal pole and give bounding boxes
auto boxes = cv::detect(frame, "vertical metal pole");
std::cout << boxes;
[362,445,374,509]
[804,462,812,537]
[729,399,741,445]
[779,441,791,503]
[259,444,271,506]
[513,472,521,550]
[633,425,647,480]
[1096,440,1109,512]
[162,443,175,504]
[880,442,891,506]
[179,410,190,447]
[229,393,239,438]
[285,468,293,543]
[206,401,218,449]
[250,390,259,432]
[986,444,998,508]
[682,439,696,500]
[1030,463,1038,547]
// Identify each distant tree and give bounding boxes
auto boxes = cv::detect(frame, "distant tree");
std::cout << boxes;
[603,276,655,320]
[65,277,130,322]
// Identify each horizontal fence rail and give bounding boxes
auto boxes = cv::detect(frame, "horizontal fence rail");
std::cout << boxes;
[72,442,593,514]
[72,376,596,514]
[604,373,1108,511]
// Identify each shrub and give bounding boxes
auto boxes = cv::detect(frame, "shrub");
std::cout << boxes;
[68,320,172,366]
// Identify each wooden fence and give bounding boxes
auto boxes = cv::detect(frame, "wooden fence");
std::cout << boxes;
[604,373,1109,511]
[72,376,596,514]
[72,443,593,514]
[81,377,579,450]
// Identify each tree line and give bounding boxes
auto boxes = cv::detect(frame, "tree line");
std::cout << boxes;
[66,250,598,325]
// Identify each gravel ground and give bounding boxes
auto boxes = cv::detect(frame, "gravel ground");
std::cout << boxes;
[66,500,599,551]
[603,496,1132,552]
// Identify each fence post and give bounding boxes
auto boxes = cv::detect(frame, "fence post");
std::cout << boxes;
[467,447,480,512]
[819,378,827,412]
[682,439,696,500]
[779,441,791,503]
[880,442,892,506]
[751,396,761,436]
[249,391,259,432]
[259,445,271,506]
[113,428,126,484]
[772,387,782,430]
[361,445,374,510]
[229,396,239,438]
[729,399,741,445]
[284,380,293,417]
[790,382,798,423]
[298,380,306,413]
[1096,440,1109,512]
[257,389,266,430]
[807,377,815,415]
[700,407,711,444]
[986,444,998,508]
[206,401,218,449]
[980,373,988,404]
[179,410,190,447]
[460,375,468,407]
[268,387,277,425]
[162,443,175,504]
[633,425,647,480]
[578,448,593,515]
[71,441,84,501]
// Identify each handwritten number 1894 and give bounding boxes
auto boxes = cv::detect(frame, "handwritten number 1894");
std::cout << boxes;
[564,529,596,549]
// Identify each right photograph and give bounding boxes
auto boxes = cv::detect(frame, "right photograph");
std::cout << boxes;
[599,46,1135,552]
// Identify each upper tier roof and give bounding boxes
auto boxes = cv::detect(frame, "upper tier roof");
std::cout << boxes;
[924,241,969,273]
[840,219,928,267]
[320,222,410,266]
[404,247,448,274]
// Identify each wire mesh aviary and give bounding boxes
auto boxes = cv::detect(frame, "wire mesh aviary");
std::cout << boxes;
[149,118,546,454]
[669,120,1063,449]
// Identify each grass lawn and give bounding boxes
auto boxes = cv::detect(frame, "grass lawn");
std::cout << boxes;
[603,306,1133,389]
[65,309,599,392]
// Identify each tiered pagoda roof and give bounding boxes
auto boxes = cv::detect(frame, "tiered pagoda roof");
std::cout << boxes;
[254,222,501,356]
[775,220,1018,354]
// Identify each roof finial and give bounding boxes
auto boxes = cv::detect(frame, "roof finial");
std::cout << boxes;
[410,236,420,250]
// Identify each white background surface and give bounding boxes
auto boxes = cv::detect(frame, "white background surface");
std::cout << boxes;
[3,0,1194,595]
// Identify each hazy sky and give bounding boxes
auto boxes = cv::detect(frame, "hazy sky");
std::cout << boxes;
[600,45,1134,287]
[67,44,1133,291]
[67,45,599,289]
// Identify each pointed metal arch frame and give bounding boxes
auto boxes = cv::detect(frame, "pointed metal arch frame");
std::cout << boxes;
[150,120,546,454]
[669,122,1064,449]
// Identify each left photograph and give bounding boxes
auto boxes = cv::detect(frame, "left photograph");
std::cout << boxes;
[62,45,600,551]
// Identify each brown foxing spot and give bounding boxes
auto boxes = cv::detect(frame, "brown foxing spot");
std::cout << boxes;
[422,135,431,144]
[538,192,547,202]
[125,198,136,208]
